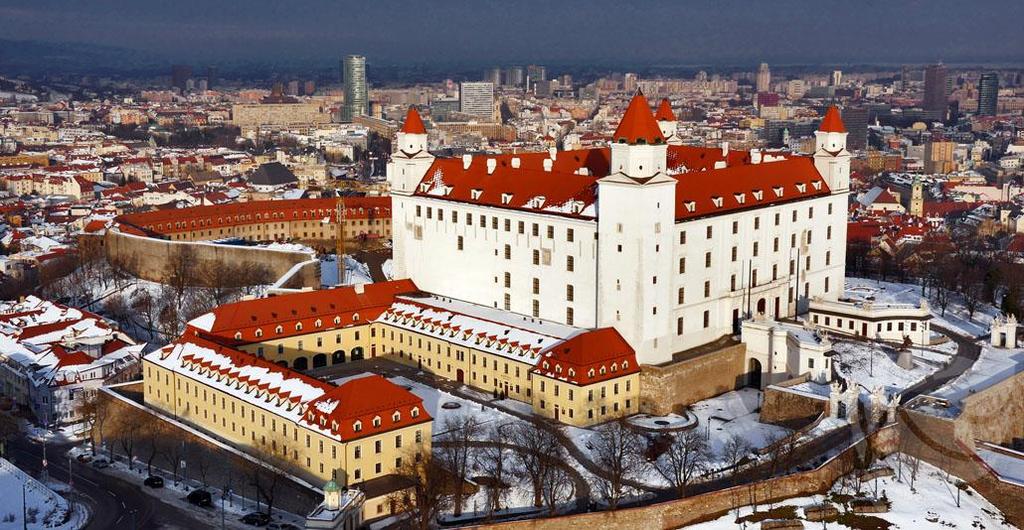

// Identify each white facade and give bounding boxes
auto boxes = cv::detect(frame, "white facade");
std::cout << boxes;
[459,82,495,120]
[388,105,850,366]
[808,298,932,346]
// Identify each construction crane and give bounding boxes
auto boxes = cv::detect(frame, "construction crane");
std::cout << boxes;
[335,195,346,286]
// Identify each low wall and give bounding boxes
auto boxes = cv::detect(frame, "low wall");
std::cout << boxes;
[104,229,319,288]
[959,369,1024,446]
[473,426,898,530]
[759,375,828,429]
[639,342,747,415]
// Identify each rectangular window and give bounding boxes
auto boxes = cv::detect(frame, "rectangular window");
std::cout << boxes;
[567,256,575,272]
[567,228,574,242]
[457,236,464,250]
[703,310,710,328]
[678,257,685,273]
[566,284,574,301]
[676,317,684,335]
[705,252,712,267]
[677,288,685,304]
[704,281,711,297]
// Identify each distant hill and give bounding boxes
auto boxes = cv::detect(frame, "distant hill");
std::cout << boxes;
[0,39,166,75]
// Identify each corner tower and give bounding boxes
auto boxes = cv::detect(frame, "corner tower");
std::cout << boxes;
[654,98,681,145]
[597,91,676,364]
[387,107,434,279]
[813,106,850,194]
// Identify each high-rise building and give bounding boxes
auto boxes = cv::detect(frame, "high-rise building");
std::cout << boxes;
[503,67,525,88]
[977,72,999,116]
[286,80,300,96]
[830,70,843,87]
[841,106,869,151]
[900,65,911,91]
[756,62,771,92]
[786,79,806,100]
[923,63,948,116]
[171,64,192,92]
[342,55,368,122]
[459,82,494,120]
[484,68,502,86]
[205,66,217,89]
[623,73,638,93]
[526,64,546,90]
[303,80,316,96]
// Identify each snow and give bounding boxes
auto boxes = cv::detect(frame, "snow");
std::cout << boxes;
[923,343,1024,416]
[976,445,1024,487]
[321,255,372,287]
[0,457,80,530]
[188,312,216,332]
[832,340,936,394]
[626,413,696,431]
[381,259,394,281]
[687,389,792,466]
[686,454,1017,530]
[845,277,998,339]
[381,376,522,435]
[259,241,314,254]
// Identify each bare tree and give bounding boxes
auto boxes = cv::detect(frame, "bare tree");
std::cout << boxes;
[508,423,561,508]
[475,424,512,518]
[77,391,112,456]
[539,462,574,515]
[435,415,483,517]
[721,433,753,484]
[164,245,198,306]
[654,429,710,498]
[113,407,143,470]
[162,431,189,485]
[140,414,163,476]
[389,452,452,530]
[590,420,644,510]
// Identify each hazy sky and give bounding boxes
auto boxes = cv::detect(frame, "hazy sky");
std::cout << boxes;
[2,0,1022,66]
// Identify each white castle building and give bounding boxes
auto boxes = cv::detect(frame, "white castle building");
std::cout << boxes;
[387,94,850,369]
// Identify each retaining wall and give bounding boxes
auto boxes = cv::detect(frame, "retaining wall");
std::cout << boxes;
[639,342,747,415]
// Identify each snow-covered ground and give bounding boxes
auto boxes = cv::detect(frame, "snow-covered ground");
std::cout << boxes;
[921,343,1024,416]
[0,457,84,530]
[976,445,1024,487]
[321,255,373,287]
[685,454,1018,529]
[371,376,524,437]
[687,389,792,466]
[845,277,998,339]
[832,340,936,394]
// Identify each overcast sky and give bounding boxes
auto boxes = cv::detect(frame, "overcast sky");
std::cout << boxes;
[2,0,1021,66]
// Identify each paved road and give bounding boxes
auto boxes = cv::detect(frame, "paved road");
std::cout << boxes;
[5,437,216,529]
[902,324,983,401]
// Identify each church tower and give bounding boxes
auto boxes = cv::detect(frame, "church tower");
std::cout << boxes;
[654,98,681,145]
[387,107,434,279]
[910,178,924,217]
[813,106,850,194]
[597,91,676,364]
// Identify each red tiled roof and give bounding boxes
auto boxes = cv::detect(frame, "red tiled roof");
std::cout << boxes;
[820,106,846,133]
[400,107,427,134]
[533,328,639,386]
[115,197,390,236]
[612,91,665,145]
[673,157,830,221]
[305,375,432,442]
[655,98,676,122]
[192,280,419,344]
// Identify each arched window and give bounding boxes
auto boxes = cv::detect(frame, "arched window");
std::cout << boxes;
[275,325,283,334]
[234,332,242,340]
[352,313,360,322]
[295,323,303,331]
[255,329,263,338]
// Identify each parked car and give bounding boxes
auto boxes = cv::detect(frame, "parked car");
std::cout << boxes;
[186,490,213,507]
[267,523,301,530]
[75,454,93,463]
[91,458,110,469]
[240,512,271,526]
[143,475,164,488]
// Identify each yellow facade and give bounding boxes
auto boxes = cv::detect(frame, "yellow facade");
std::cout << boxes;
[143,357,430,487]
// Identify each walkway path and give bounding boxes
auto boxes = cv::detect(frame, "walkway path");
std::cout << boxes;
[902,324,983,401]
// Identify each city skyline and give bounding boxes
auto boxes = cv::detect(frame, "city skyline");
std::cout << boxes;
[1,0,1023,67]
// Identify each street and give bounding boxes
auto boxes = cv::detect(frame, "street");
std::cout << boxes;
[5,436,217,529]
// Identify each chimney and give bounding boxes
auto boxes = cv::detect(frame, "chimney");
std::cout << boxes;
[714,160,727,169]
[543,159,553,172]
[750,149,762,164]
[511,157,521,169]
[354,283,365,294]
[548,147,557,160]
[486,159,497,175]
[462,154,472,170]
[721,141,729,157]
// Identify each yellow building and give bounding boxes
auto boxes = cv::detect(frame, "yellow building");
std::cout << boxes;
[143,335,432,489]
[186,281,641,427]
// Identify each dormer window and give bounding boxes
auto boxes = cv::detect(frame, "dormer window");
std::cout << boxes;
[711,196,724,208]
[555,364,562,374]
[392,411,401,423]
[501,193,514,205]
[568,368,576,377]
[600,366,607,375]
[588,368,595,378]
[796,183,807,193]
[295,323,303,331]
[334,316,341,325]
[419,183,430,193]
[372,416,382,428]
[470,189,483,200]
[255,329,263,338]
[773,186,784,197]
[353,421,362,432]
[753,190,764,201]
[734,193,745,204]
[812,180,822,190]
[234,332,242,340]
[315,319,322,328]
[411,407,420,418]
[352,313,360,322]
[685,201,696,213]
[623,360,629,369]
[611,362,618,372]
[275,325,283,334]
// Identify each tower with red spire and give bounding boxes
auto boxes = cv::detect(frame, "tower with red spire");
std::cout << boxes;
[813,106,850,193]
[387,107,435,279]
[654,98,680,144]
[596,91,677,363]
